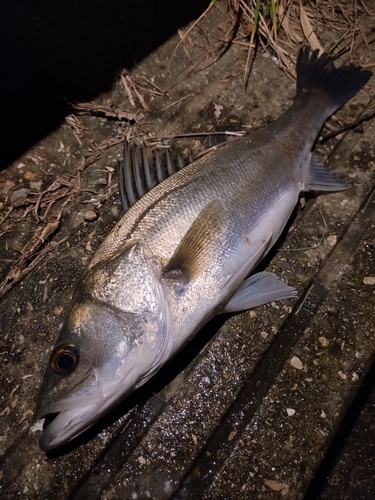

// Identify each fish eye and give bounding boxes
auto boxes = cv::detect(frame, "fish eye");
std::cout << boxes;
[49,344,79,374]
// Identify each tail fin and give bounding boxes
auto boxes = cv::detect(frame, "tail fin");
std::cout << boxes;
[296,48,372,111]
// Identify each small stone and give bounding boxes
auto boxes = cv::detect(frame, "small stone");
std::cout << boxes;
[138,456,146,464]
[290,356,303,370]
[369,160,375,171]
[227,431,236,441]
[363,276,375,285]
[318,336,329,347]
[24,171,38,181]
[352,372,359,382]
[286,408,295,416]
[260,331,268,340]
[111,205,120,217]
[30,181,42,191]
[326,235,337,246]
[320,410,326,418]
[11,188,30,204]
[338,370,347,380]
[264,479,288,492]
[3,180,15,193]
[84,210,98,222]
[53,306,64,316]
[214,103,223,118]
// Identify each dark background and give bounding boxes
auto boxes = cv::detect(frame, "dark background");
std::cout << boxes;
[0,0,209,168]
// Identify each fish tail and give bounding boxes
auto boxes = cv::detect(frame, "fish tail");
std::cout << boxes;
[296,48,372,112]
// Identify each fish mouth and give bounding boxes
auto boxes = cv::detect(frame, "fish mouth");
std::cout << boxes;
[42,412,59,430]
[37,403,102,451]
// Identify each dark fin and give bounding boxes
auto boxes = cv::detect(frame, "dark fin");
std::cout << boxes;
[221,271,297,314]
[305,153,350,192]
[296,47,372,111]
[117,139,191,214]
[163,202,224,283]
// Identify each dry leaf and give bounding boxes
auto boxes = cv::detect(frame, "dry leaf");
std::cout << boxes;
[299,1,324,54]
[264,479,288,492]
[121,74,136,108]
[278,2,303,44]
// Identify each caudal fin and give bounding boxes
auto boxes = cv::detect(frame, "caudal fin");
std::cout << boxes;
[296,48,372,112]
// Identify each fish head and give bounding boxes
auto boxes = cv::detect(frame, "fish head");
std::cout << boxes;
[35,242,172,451]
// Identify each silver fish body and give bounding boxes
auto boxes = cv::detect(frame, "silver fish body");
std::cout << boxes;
[35,49,371,450]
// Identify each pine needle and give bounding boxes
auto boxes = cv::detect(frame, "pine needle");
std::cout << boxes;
[168,0,217,71]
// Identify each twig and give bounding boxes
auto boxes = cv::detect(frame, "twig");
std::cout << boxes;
[160,94,195,111]
[72,102,140,122]
[321,110,375,143]
[280,209,328,252]
[168,0,217,70]
[0,220,63,299]
[0,206,14,226]
[361,187,375,214]
[243,0,260,90]
[77,152,102,171]
[141,76,171,97]
[295,283,313,316]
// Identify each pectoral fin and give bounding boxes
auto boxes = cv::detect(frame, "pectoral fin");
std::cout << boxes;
[164,202,224,283]
[305,153,350,192]
[221,271,296,314]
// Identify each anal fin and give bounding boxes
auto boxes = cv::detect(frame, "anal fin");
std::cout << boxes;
[221,271,296,314]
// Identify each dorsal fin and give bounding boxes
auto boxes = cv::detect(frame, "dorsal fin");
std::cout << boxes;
[117,139,192,213]
[163,201,224,283]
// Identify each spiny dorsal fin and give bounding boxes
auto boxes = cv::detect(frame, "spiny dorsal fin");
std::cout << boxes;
[163,201,224,283]
[117,139,191,213]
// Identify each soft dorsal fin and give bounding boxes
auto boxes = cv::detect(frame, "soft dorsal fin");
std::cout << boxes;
[117,139,192,213]
[163,201,224,283]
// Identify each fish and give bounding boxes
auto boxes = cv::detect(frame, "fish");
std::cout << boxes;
[35,48,372,451]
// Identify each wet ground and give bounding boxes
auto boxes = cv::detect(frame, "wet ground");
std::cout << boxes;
[1,2,375,499]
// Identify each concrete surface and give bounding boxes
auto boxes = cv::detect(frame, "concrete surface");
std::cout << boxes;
[1,2,375,499]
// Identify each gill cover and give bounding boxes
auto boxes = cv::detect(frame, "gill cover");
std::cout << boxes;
[35,242,173,450]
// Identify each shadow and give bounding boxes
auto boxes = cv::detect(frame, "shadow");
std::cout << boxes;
[0,0,209,169]
[304,358,375,500]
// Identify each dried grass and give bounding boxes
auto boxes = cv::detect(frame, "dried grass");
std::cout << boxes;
[167,1,374,88]
[229,0,374,84]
